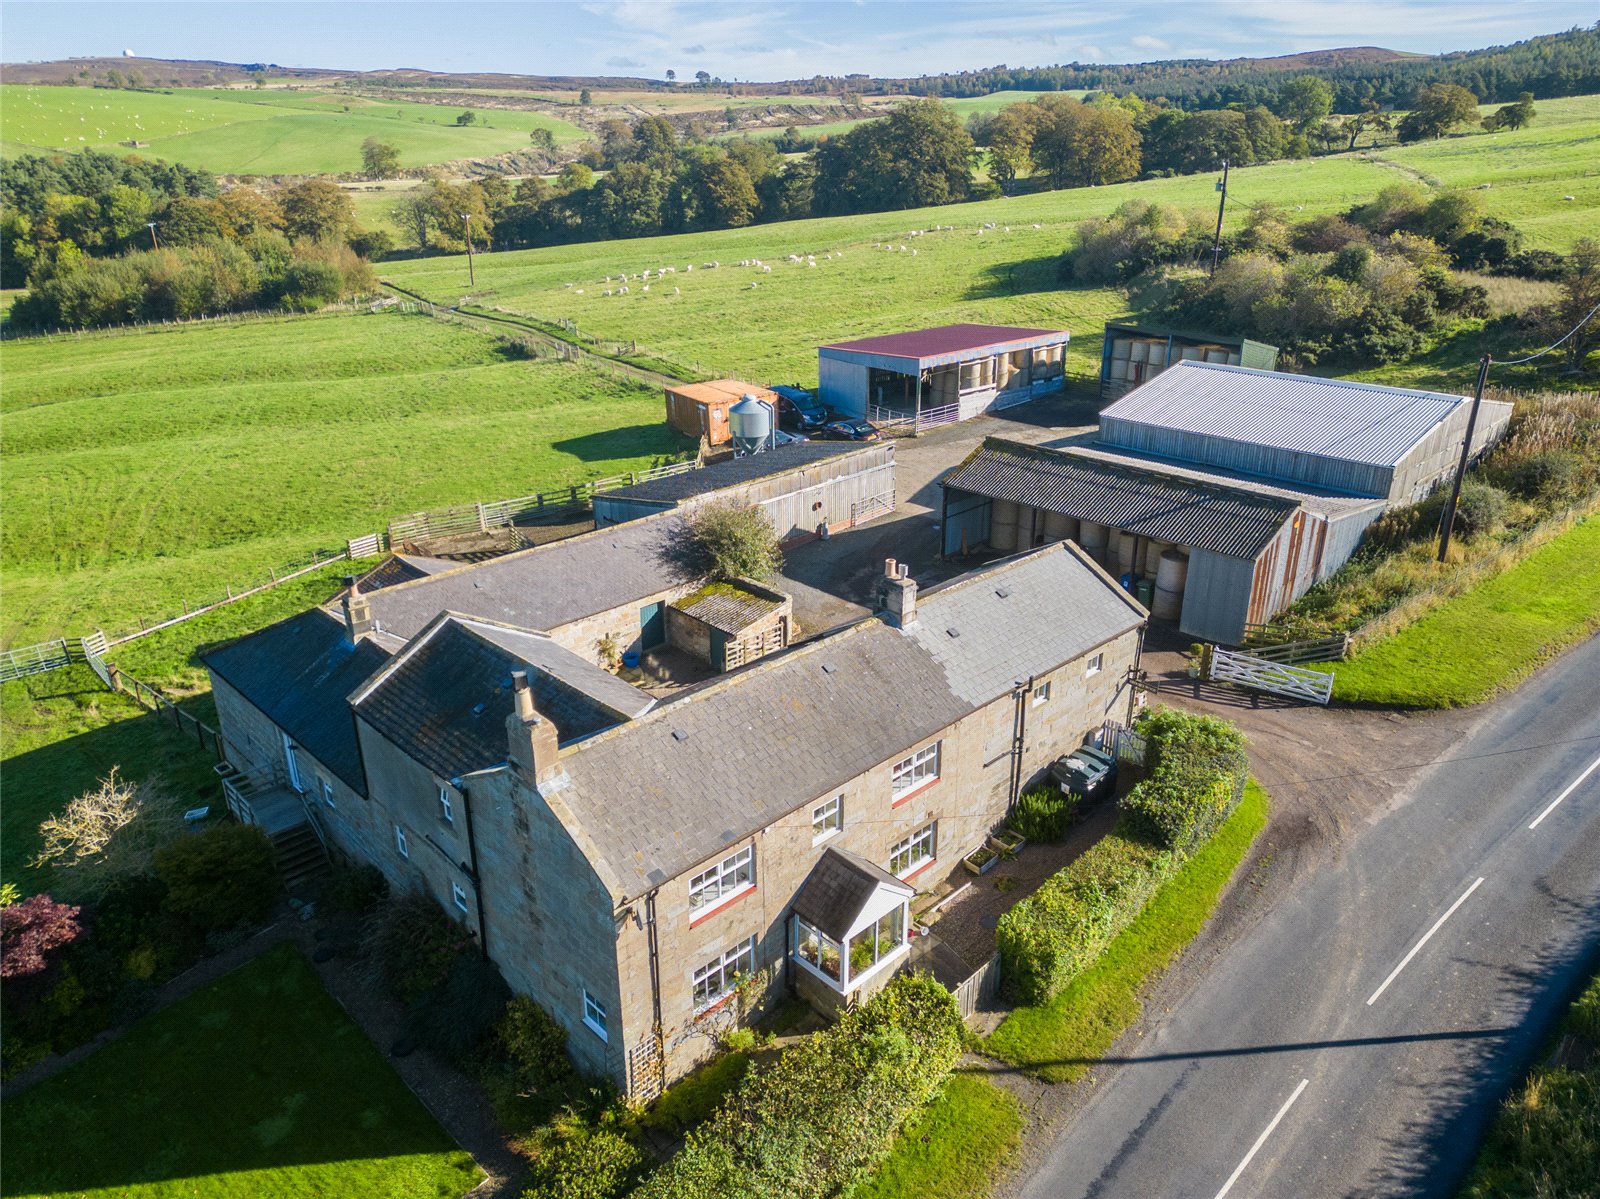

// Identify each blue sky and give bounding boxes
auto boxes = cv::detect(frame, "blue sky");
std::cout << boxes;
[3,1,1594,80]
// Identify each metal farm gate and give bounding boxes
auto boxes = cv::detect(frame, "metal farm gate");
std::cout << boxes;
[1209,647,1335,705]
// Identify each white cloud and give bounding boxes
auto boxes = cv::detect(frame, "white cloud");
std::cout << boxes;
[1131,34,1170,50]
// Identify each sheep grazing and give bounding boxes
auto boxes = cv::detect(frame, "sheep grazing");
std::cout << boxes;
[750,282,759,289]
[642,284,650,292]
[574,289,584,295]
[685,265,693,273]
[899,245,908,252]
[1564,195,1577,201]
[563,283,574,289]
[1032,224,1041,230]
[1003,226,1010,233]
[911,249,918,257]
[977,228,985,236]
[673,286,680,294]
[762,265,772,273]
[808,260,816,267]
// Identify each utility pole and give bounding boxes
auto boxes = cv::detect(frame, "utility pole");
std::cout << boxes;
[1437,353,1491,563]
[146,221,159,251]
[1209,159,1230,277]
[459,213,475,287]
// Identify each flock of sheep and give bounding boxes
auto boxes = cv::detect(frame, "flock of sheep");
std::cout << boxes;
[556,220,1052,300]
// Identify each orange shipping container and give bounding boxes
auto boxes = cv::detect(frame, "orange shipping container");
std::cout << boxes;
[664,380,780,446]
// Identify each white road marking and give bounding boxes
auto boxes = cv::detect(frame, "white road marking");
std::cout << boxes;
[1366,877,1485,1006]
[1528,752,1600,830]
[1212,1077,1310,1199]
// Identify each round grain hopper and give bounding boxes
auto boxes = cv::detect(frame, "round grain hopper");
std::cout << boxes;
[1079,521,1109,565]
[990,499,1019,551]
[1152,548,1190,621]
[728,394,772,456]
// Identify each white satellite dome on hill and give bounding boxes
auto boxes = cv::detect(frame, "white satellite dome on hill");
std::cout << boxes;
[122,49,135,57]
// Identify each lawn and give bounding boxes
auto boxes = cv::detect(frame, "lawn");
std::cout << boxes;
[985,779,1271,1082]
[1327,516,1600,708]
[384,98,1597,386]
[0,555,376,897]
[0,83,586,174]
[1,942,483,1199]
[0,308,686,643]
[852,1072,1023,1199]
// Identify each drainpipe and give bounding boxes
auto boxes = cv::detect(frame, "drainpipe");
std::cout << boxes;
[1008,675,1033,813]
[643,889,665,1077]
[458,781,489,959]
[1127,625,1147,726]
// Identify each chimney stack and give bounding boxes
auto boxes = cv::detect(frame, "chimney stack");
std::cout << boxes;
[341,576,374,643]
[882,561,918,628]
[506,671,562,786]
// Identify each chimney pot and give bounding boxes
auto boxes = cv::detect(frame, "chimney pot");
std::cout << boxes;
[506,674,561,785]
[884,557,898,578]
[341,580,374,643]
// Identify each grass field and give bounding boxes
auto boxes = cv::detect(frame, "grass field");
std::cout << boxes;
[986,780,1271,1082]
[385,96,1598,386]
[1327,517,1600,708]
[0,83,587,174]
[1,942,483,1199]
[853,1072,1023,1199]
[0,309,685,643]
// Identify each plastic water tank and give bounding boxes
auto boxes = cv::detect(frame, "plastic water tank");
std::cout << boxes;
[728,395,772,454]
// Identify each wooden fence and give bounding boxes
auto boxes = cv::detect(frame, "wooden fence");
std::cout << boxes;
[108,665,229,763]
[1099,720,1149,766]
[951,951,1003,1020]
[1240,634,1350,665]
[1209,647,1334,705]
[385,461,701,545]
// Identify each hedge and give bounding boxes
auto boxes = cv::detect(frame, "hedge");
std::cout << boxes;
[996,829,1176,1006]
[998,707,1248,1005]
[630,973,964,1199]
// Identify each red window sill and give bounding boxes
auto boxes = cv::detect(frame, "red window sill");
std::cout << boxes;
[899,857,938,884]
[689,885,755,928]
[891,778,939,809]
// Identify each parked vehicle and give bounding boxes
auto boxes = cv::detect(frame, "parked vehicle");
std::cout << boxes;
[818,418,880,442]
[773,428,809,446]
[1049,744,1118,800]
[772,384,830,433]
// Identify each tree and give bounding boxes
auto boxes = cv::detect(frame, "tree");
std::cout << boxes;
[632,115,677,165]
[1343,108,1393,151]
[578,88,592,106]
[279,178,354,242]
[1483,92,1536,131]
[695,70,711,88]
[680,500,782,581]
[555,162,595,193]
[1397,84,1480,142]
[665,69,676,83]
[694,157,758,229]
[812,99,976,216]
[455,110,478,127]
[528,127,556,153]
[0,894,81,979]
[592,162,670,237]
[361,136,402,179]
[1277,76,1333,131]
[1032,103,1140,188]
[155,822,279,931]
[30,769,184,901]
[214,186,284,238]
[1535,237,1600,374]
[986,106,1037,194]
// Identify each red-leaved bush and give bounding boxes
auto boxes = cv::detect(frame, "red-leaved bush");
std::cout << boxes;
[0,894,83,979]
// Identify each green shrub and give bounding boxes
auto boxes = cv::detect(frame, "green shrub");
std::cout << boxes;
[525,1123,646,1199]
[1416,479,1510,542]
[406,953,510,1064]
[153,823,278,932]
[641,1050,753,1137]
[632,973,965,1199]
[1137,707,1246,774]
[1010,786,1077,842]
[996,828,1175,1006]
[1502,449,1581,504]
[370,893,477,1005]
[325,860,389,917]
[496,995,573,1090]
[1121,764,1240,854]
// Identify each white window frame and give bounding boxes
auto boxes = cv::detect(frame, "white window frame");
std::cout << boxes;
[1087,653,1104,677]
[395,825,409,859]
[812,795,843,844]
[439,785,455,824]
[321,779,336,810]
[891,742,941,802]
[1031,681,1052,707]
[889,821,938,878]
[693,935,757,1012]
[452,881,469,913]
[282,732,304,793]
[689,846,754,915]
[583,990,608,1042]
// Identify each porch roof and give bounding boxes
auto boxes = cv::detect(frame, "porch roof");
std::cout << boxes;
[792,847,914,942]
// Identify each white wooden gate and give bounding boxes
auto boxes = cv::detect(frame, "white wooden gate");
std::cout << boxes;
[1209,648,1334,705]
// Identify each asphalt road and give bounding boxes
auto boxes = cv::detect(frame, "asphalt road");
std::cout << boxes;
[1019,633,1600,1199]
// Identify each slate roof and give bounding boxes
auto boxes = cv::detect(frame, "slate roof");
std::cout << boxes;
[353,617,652,781]
[1101,361,1470,468]
[356,554,458,593]
[552,543,1141,901]
[821,323,1066,362]
[602,442,867,505]
[672,583,785,635]
[792,847,913,942]
[944,438,1299,560]
[907,543,1146,707]
[202,609,389,794]
[352,512,695,643]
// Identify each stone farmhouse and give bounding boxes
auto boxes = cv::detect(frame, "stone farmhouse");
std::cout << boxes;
[203,518,1146,1097]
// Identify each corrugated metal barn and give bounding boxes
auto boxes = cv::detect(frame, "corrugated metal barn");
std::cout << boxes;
[818,324,1069,430]
[594,442,897,547]
[938,362,1511,645]
[1099,323,1278,402]
[1099,362,1512,503]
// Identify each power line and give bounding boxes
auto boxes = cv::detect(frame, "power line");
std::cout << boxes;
[1495,298,1600,366]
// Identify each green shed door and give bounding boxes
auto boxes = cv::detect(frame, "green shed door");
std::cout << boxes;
[639,602,666,650]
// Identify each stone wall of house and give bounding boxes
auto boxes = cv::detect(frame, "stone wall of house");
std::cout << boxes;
[546,584,696,667]
[469,767,628,1084]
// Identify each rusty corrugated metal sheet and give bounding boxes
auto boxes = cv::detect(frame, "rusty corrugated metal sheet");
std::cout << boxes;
[943,440,1295,559]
